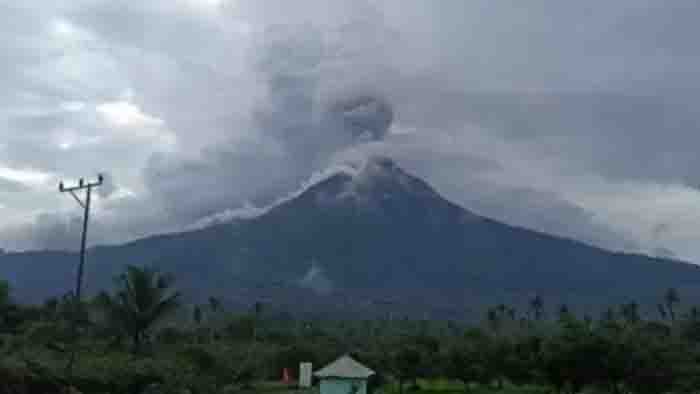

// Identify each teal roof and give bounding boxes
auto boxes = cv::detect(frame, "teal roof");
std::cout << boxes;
[314,355,375,379]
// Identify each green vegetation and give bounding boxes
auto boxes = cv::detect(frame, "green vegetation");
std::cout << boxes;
[2,268,700,393]
[94,265,181,353]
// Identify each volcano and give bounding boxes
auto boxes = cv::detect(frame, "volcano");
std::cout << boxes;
[3,157,700,319]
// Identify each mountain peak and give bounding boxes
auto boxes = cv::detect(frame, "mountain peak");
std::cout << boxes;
[358,155,399,171]
[186,156,424,228]
[353,156,404,182]
[304,156,442,208]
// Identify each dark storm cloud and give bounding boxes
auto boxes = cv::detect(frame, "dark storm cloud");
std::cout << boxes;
[389,89,700,184]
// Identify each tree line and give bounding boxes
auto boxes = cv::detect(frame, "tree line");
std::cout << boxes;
[2,266,700,393]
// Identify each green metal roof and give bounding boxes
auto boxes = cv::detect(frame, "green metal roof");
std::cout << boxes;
[314,355,375,379]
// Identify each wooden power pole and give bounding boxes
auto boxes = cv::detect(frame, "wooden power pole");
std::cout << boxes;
[59,174,103,377]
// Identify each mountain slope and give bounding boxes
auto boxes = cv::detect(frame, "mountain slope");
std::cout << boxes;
[2,157,700,318]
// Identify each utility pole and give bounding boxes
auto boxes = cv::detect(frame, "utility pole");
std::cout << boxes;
[59,174,103,378]
[59,174,103,303]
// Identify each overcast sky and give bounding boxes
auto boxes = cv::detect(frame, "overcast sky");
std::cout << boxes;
[2,0,700,263]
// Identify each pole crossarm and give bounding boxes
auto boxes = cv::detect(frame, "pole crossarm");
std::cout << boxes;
[59,181,103,192]
[59,174,104,194]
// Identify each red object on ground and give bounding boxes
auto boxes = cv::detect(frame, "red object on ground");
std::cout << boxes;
[282,368,292,384]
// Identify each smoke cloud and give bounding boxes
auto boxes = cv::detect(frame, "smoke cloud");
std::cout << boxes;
[3,1,700,263]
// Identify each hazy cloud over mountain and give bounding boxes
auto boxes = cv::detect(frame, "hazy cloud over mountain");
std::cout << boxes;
[2,1,700,262]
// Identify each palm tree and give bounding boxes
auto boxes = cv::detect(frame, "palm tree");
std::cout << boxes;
[690,306,700,321]
[0,280,9,309]
[657,304,668,321]
[254,301,263,317]
[42,296,59,320]
[193,304,207,343]
[601,307,616,323]
[252,301,264,341]
[208,296,221,313]
[518,317,528,329]
[530,294,544,321]
[506,307,516,321]
[496,303,507,316]
[487,308,500,333]
[0,280,10,328]
[494,304,507,331]
[620,302,640,325]
[665,288,680,321]
[94,265,181,353]
[207,296,223,341]
[193,305,203,325]
[557,304,571,322]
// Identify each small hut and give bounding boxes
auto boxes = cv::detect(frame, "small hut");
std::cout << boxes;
[314,355,375,394]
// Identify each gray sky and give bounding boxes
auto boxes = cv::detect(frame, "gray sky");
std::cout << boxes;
[2,0,700,263]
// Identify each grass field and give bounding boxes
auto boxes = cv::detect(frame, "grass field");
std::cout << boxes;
[379,380,548,394]
[242,380,548,394]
